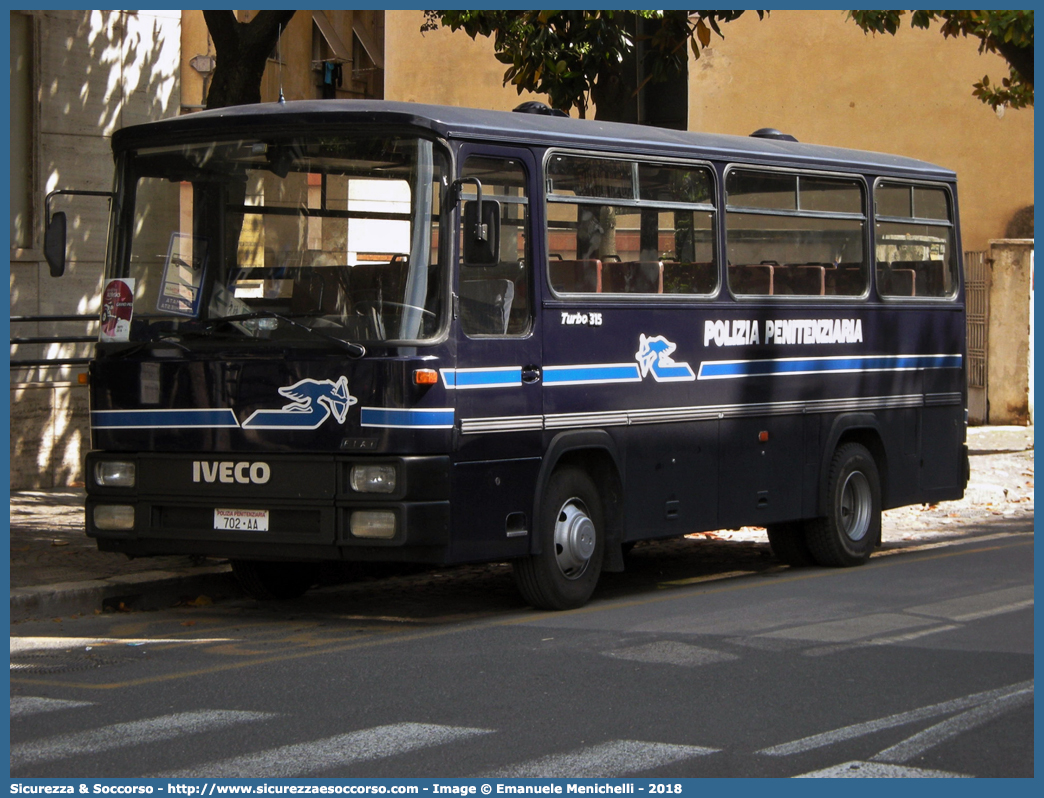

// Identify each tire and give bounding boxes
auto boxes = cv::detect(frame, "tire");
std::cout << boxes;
[231,559,318,600]
[513,467,604,610]
[766,522,815,567]
[805,443,881,567]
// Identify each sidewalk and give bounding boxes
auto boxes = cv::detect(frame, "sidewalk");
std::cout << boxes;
[9,426,1033,622]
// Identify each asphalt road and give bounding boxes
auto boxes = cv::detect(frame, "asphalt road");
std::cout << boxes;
[10,524,1034,779]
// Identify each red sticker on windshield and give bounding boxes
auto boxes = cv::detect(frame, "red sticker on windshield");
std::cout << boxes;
[100,278,135,342]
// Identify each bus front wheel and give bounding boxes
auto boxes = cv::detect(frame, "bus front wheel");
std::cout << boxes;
[513,467,604,610]
[806,443,881,567]
[231,559,318,600]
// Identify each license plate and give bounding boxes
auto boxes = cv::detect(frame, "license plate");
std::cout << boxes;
[214,508,269,531]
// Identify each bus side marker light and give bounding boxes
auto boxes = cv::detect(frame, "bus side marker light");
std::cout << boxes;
[414,369,438,385]
[759,431,769,443]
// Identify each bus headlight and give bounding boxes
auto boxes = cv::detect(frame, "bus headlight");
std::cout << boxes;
[350,464,397,494]
[350,510,397,539]
[95,460,136,488]
[93,505,135,530]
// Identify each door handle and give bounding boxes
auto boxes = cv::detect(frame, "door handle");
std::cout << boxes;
[521,365,542,384]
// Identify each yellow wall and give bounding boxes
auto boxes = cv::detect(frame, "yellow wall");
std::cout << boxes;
[386,10,1032,252]
[385,11,549,111]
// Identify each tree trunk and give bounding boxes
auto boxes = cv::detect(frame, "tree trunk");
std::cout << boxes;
[204,10,298,109]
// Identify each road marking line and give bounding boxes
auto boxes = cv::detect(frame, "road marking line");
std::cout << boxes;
[658,571,755,588]
[947,598,1034,621]
[871,686,1035,763]
[156,722,492,778]
[904,585,1034,622]
[759,613,933,643]
[757,679,1033,756]
[10,696,94,718]
[802,623,962,658]
[794,760,970,778]
[11,710,275,770]
[480,739,719,778]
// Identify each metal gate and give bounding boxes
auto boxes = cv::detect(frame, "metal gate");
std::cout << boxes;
[964,250,988,424]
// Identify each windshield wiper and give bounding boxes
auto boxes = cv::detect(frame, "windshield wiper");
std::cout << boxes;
[107,328,193,358]
[206,311,366,358]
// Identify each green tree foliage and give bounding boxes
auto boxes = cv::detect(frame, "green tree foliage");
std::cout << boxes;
[849,10,1033,109]
[204,10,297,109]
[421,10,762,119]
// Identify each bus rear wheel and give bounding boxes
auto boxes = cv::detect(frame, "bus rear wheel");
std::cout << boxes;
[806,443,880,567]
[513,467,604,610]
[231,559,318,600]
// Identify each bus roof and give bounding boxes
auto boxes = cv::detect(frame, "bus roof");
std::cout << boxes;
[113,100,956,182]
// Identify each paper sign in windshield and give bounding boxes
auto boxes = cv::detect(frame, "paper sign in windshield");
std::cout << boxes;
[99,278,135,342]
[158,233,208,316]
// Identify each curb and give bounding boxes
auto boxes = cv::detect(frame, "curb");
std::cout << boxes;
[10,565,237,622]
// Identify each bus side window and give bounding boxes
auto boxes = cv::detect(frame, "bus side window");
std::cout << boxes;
[874,182,957,299]
[726,169,867,298]
[545,155,718,296]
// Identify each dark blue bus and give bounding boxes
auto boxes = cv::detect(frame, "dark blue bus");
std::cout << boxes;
[54,101,968,609]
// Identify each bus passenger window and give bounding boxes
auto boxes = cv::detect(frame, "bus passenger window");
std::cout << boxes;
[726,169,867,297]
[874,182,958,299]
[546,154,717,296]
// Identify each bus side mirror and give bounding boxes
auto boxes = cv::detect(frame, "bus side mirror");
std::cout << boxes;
[44,211,67,278]
[463,199,500,265]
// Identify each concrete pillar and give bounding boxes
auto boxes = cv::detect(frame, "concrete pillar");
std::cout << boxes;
[986,239,1034,425]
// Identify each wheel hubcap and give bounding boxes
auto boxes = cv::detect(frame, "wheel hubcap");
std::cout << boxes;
[839,471,872,541]
[554,498,596,579]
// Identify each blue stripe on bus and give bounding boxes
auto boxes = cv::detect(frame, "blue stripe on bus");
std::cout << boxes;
[359,407,455,429]
[91,409,241,428]
[697,354,963,380]
[543,364,643,386]
[441,367,522,389]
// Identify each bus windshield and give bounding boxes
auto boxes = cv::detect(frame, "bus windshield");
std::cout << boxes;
[108,132,448,346]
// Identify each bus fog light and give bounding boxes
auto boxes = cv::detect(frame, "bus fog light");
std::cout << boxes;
[350,510,397,539]
[350,464,397,494]
[95,460,136,488]
[94,505,135,530]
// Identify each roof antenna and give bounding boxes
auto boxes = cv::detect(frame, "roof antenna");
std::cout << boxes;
[277,23,286,104]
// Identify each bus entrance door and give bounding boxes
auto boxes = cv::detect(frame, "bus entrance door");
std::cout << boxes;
[449,148,543,561]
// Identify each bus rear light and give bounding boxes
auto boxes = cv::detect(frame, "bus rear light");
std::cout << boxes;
[94,505,135,530]
[350,510,397,539]
[95,460,136,488]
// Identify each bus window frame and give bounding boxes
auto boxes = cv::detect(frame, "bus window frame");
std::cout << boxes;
[542,148,721,301]
[871,176,960,303]
[723,163,872,302]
